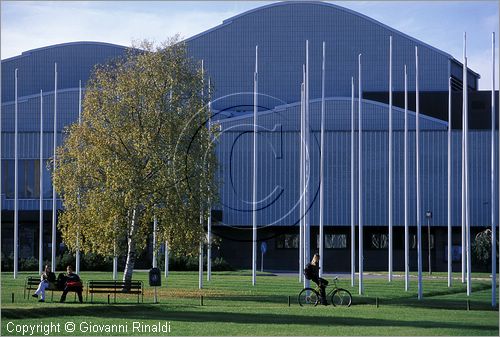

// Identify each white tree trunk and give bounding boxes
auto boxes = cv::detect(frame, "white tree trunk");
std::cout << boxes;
[123,209,137,286]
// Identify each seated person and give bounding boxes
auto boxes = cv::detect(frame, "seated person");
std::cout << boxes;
[59,265,83,303]
[32,265,56,302]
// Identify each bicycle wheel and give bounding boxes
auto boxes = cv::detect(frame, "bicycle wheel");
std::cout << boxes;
[331,288,352,307]
[298,288,320,307]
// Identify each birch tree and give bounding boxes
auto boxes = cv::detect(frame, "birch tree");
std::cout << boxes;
[53,38,218,284]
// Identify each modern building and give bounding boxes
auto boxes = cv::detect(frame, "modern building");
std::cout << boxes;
[1,1,498,272]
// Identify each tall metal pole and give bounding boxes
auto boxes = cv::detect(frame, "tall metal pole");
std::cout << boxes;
[252,45,258,286]
[464,38,472,297]
[319,41,326,277]
[388,36,393,282]
[153,215,157,268]
[0,66,2,271]
[207,209,212,281]
[164,241,169,278]
[51,63,57,273]
[404,65,409,291]
[358,53,364,295]
[39,90,44,275]
[299,70,305,283]
[461,35,466,284]
[207,77,212,282]
[206,77,212,282]
[199,60,204,289]
[76,80,81,275]
[416,46,423,300]
[447,76,452,287]
[351,76,356,287]
[14,68,19,279]
[113,241,117,280]
[303,40,311,290]
[198,224,203,289]
[491,31,497,308]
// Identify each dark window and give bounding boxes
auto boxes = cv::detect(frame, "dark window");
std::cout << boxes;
[371,234,388,249]
[411,234,434,249]
[23,160,38,198]
[276,234,298,249]
[471,100,485,109]
[2,160,14,198]
[2,159,47,199]
[444,245,462,262]
[316,234,347,249]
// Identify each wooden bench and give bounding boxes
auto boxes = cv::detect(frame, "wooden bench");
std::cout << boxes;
[86,280,144,303]
[24,276,78,302]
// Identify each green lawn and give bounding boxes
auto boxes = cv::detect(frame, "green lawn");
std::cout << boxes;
[1,270,498,336]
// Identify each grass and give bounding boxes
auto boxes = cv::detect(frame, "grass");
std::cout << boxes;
[1,270,498,336]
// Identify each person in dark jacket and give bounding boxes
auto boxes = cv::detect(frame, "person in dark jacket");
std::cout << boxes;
[306,254,329,305]
[59,265,83,303]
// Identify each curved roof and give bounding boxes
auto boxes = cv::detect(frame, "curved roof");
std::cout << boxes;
[187,1,479,78]
[1,41,128,103]
[2,41,129,62]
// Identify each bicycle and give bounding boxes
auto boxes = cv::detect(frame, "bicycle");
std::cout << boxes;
[298,276,352,307]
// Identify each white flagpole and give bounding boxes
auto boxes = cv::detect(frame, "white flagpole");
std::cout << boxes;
[51,63,57,273]
[491,31,497,308]
[199,215,203,289]
[164,241,169,278]
[0,69,2,269]
[404,65,409,291]
[416,46,423,300]
[39,90,44,275]
[153,215,157,268]
[113,241,117,280]
[207,208,212,281]
[461,35,466,284]
[207,77,212,282]
[14,68,19,279]
[388,36,393,282]
[358,53,364,295]
[351,76,356,288]
[304,40,311,290]
[199,60,204,289]
[252,46,258,286]
[448,76,452,288]
[76,80,81,275]
[299,69,305,283]
[319,41,326,277]
[464,49,472,297]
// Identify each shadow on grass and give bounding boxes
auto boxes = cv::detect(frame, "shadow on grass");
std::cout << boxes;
[351,283,496,310]
[2,305,497,332]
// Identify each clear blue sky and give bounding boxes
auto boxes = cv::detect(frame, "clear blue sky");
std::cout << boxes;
[1,1,498,89]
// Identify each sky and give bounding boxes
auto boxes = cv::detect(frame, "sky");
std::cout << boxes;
[1,1,499,89]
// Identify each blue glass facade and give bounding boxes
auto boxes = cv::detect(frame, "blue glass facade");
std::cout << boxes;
[216,99,497,229]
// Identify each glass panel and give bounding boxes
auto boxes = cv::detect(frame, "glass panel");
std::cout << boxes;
[17,160,26,198]
[24,160,36,198]
[276,234,299,249]
[2,160,14,198]
[43,162,52,198]
[371,234,388,249]
[34,159,40,198]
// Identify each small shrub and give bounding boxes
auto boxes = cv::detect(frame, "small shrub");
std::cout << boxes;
[20,257,39,271]
[157,253,233,271]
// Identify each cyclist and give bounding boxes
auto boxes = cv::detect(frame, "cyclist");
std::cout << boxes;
[304,254,329,305]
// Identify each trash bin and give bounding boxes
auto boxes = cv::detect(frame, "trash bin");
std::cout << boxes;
[149,267,161,287]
